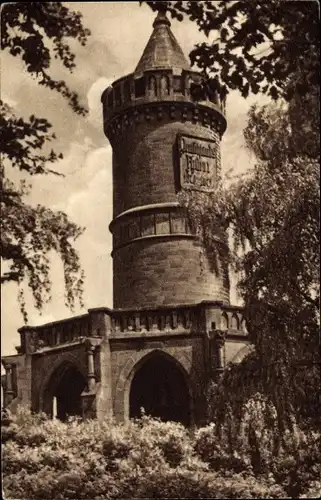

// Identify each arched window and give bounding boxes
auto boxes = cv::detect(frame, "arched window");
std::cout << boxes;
[114,85,121,106]
[160,75,170,95]
[231,314,239,330]
[221,313,229,330]
[148,75,157,96]
[241,318,248,334]
[140,316,148,332]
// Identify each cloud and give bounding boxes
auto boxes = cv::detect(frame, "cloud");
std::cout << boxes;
[62,146,113,232]
[221,91,272,178]
[87,77,113,129]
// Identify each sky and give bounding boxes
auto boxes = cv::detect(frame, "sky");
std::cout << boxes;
[1,1,266,357]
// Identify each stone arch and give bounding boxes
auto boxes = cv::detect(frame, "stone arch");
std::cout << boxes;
[230,344,253,364]
[39,353,87,418]
[114,348,193,424]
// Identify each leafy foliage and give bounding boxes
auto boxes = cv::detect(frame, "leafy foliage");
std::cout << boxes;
[178,89,319,431]
[1,3,90,319]
[144,0,320,446]
[1,104,85,320]
[1,2,90,114]
[144,1,320,101]
[3,406,321,499]
[230,96,319,371]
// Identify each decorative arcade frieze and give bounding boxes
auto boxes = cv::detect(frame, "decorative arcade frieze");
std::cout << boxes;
[110,204,195,252]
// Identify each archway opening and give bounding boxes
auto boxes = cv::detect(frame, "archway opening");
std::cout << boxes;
[54,366,86,421]
[129,353,190,425]
[44,364,87,421]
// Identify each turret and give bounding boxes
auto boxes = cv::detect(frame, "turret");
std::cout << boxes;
[101,10,229,310]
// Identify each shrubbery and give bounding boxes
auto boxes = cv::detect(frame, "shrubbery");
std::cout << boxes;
[2,405,320,499]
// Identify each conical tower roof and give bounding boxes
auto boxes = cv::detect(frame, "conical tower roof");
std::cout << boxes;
[135,10,190,73]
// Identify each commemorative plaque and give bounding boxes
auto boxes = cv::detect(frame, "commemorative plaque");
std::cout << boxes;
[177,134,218,193]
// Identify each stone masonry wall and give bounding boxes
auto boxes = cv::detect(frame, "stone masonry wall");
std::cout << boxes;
[109,115,227,309]
[113,237,229,309]
[111,118,221,217]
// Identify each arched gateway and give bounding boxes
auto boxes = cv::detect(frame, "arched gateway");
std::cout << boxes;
[41,362,87,421]
[129,351,191,425]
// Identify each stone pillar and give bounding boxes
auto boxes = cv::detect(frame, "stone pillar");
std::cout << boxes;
[214,330,226,377]
[87,343,96,392]
[4,363,14,406]
[88,308,114,421]
[81,339,97,420]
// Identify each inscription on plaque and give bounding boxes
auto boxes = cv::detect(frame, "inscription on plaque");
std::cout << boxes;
[177,134,217,192]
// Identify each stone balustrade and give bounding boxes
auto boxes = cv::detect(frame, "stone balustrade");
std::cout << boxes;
[16,302,247,354]
[18,314,91,354]
[109,302,247,338]
[111,306,196,336]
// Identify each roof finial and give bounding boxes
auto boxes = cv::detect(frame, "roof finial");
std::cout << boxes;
[153,4,171,28]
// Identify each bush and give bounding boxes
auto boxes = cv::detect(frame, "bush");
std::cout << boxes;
[2,407,320,499]
[134,469,287,499]
[194,422,252,473]
[272,430,321,497]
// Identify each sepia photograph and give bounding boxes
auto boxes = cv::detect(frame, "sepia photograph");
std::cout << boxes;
[1,1,320,498]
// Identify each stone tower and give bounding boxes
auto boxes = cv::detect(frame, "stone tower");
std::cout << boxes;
[2,10,249,426]
[102,10,229,311]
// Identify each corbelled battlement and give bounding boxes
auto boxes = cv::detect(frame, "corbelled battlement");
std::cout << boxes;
[101,9,226,142]
[101,69,226,131]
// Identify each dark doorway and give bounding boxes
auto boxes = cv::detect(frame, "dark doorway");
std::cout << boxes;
[129,353,190,425]
[53,366,86,421]
[44,364,87,421]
